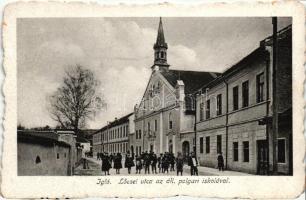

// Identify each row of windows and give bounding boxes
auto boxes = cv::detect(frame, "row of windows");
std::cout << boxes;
[135,115,174,139]
[93,125,129,143]
[135,146,142,156]
[199,73,265,121]
[199,135,221,154]
[199,136,287,164]
[155,51,167,59]
[232,141,250,162]
[99,142,128,154]
[199,136,250,162]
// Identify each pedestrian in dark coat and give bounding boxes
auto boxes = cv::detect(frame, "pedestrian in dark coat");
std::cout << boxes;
[170,153,175,171]
[188,152,198,176]
[144,153,151,174]
[135,155,142,174]
[162,153,169,173]
[125,153,135,174]
[101,153,111,175]
[114,153,123,174]
[176,152,184,176]
[217,152,225,171]
[158,154,163,173]
[151,153,158,174]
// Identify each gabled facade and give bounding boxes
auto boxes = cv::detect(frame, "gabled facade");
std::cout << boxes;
[133,18,219,157]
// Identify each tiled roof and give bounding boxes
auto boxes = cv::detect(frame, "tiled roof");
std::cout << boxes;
[160,70,220,94]
[95,112,133,133]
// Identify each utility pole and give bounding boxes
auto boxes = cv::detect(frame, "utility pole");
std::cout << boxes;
[272,17,279,174]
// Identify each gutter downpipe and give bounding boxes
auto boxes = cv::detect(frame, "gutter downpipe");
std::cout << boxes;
[265,48,270,175]
[194,93,197,157]
[272,17,278,175]
[222,77,229,169]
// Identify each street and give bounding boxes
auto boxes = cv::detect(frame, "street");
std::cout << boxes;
[74,157,211,176]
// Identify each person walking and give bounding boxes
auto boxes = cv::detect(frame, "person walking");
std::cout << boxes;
[158,154,163,173]
[170,152,175,172]
[176,152,184,176]
[135,155,142,174]
[162,152,169,174]
[114,153,123,174]
[101,153,111,175]
[125,153,135,174]
[144,152,151,174]
[188,152,198,176]
[151,153,158,174]
[217,152,225,171]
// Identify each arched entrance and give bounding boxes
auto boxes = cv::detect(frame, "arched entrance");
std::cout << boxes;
[182,141,190,160]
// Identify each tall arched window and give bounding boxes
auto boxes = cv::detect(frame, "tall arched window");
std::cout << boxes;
[169,112,173,130]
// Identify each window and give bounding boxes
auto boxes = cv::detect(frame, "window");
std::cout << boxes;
[147,122,151,132]
[155,120,158,131]
[206,137,210,153]
[233,142,239,161]
[278,139,286,163]
[217,135,222,154]
[200,137,204,154]
[35,156,41,164]
[136,130,138,139]
[200,102,204,121]
[243,141,249,162]
[257,73,264,103]
[57,153,59,159]
[233,86,239,110]
[242,80,249,107]
[206,100,210,119]
[169,113,173,129]
[139,130,142,139]
[217,94,222,116]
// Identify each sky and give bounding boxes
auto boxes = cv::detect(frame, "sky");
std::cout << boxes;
[17,17,291,129]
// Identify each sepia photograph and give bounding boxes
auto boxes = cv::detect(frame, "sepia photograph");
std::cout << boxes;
[1,1,305,199]
[17,16,293,176]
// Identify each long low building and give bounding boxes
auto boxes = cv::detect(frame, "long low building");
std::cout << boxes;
[92,113,134,157]
[18,130,80,176]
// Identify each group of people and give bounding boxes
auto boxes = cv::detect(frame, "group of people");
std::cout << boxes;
[97,151,225,176]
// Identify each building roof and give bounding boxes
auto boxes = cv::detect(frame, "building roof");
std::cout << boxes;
[160,70,220,94]
[95,112,134,134]
[17,130,71,147]
[195,24,292,94]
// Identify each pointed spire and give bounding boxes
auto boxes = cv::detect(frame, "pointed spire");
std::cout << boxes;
[152,17,169,71]
[156,17,166,45]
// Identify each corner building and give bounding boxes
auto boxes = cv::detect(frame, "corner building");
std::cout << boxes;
[133,18,219,157]
[195,25,292,175]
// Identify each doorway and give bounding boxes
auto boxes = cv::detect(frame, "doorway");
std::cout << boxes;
[257,140,268,175]
[182,141,190,161]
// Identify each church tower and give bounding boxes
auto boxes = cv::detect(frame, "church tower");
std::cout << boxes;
[152,17,169,71]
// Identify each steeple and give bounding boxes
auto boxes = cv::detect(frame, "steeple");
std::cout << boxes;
[152,17,169,71]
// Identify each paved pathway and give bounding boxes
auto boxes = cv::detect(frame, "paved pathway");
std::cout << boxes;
[74,157,252,176]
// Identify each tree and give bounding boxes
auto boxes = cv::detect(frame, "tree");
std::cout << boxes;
[48,65,104,135]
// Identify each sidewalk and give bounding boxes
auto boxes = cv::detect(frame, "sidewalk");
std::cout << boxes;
[184,165,253,176]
